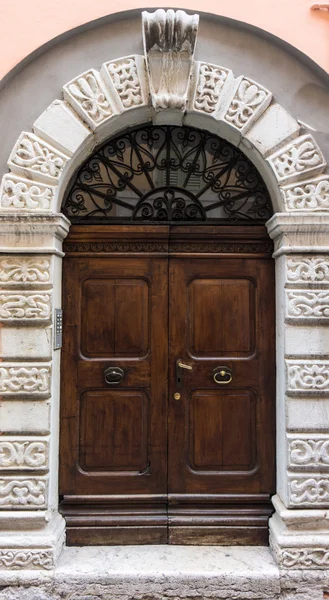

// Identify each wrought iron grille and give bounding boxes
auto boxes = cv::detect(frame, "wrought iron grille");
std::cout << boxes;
[62,125,273,223]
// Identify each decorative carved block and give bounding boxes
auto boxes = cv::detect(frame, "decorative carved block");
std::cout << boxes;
[63,69,114,130]
[287,361,329,394]
[143,9,198,110]
[280,548,329,569]
[281,176,329,211]
[0,256,50,286]
[287,256,329,284]
[0,174,54,211]
[0,549,53,570]
[102,56,146,110]
[193,62,230,113]
[0,477,47,508]
[289,476,329,506]
[288,436,329,469]
[0,292,51,321]
[224,77,272,132]
[286,290,329,321]
[8,132,68,185]
[0,439,48,470]
[0,364,51,397]
[268,135,326,183]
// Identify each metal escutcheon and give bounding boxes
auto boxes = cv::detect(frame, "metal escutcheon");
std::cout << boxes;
[104,366,125,385]
[213,367,232,385]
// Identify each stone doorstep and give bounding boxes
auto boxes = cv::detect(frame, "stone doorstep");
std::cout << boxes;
[53,545,281,598]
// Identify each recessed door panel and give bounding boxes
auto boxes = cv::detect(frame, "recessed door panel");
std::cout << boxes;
[188,389,256,472]
[188,278,254,357]
[79,389,148,472]
[81,278,149,358]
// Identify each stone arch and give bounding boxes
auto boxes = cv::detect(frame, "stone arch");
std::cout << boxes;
[1,8,329,579]
[1,10,329,216]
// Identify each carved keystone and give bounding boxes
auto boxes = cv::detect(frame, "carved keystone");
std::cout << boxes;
[142,9,199,111]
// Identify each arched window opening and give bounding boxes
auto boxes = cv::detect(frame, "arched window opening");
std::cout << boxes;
[62,125,273,224]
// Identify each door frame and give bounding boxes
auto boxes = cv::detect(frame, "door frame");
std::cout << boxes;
[1,9,329,569]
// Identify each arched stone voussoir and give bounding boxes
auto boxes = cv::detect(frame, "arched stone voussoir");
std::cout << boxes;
[0,9,329,219]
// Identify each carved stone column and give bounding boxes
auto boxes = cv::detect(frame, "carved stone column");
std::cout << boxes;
[267,213,329,570]
[0,214,69,575]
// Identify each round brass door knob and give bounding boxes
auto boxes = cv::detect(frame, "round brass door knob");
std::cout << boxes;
[173,392,181,400]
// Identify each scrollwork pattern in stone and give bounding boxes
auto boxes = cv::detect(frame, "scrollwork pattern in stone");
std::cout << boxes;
[224,78,271,131]
[105,57,143,108]
[282,176,329,211]
[0,256,50,285]
[66,70,112,124]
[286,290,329,319]
[8,133,68,182]
[0,292,51,320]
[280,548,329,569]
[0,478,46,507]
[0,365,51,396]
[287,362,329,392]
[194,63,228,113]
[268,135,326,182]
[0,441,48,470]
[289,439,329,468]
[0,175,53,210]
[287,257,329,283]
[0,549,53,570]
[289,477,329,505]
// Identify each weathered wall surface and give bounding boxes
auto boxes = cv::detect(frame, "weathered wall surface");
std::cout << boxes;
[0,0,329,79]
[1,14,329,182]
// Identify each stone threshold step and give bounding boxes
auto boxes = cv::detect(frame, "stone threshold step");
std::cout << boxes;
[53,545,281,598]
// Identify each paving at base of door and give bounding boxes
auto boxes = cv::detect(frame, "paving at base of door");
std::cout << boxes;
[0,546,328,600]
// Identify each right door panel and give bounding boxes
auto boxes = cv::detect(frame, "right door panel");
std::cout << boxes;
[168,256,275,544]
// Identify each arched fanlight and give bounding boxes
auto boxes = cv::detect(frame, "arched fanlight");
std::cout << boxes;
[62,124,273,223]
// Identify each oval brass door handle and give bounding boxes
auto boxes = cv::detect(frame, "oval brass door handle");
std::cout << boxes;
[104,366,124,385]
[213,367,232,384]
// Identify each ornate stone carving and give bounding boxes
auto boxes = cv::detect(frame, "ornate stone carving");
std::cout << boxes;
[8,132,68,185]
[287,256,329,284]
[0,292,51,320]
[143,9,199,110]
[193,63,229,113]
[64,241,273,254]
[0,256,50,285]
[103,57,144,109]
[0,477,47,508]
[0,549,53,570]
[0,440,48,470]
[64,70,113,129]
[287,361,329,393]
[289,476,329,505]
[224,78,271,132]
[0,365,51,397]
[286,290,329,320]
[281,176,329,211]
[280,548,329,569]
[288,438,329,468]
[268,135,326,183]
[0,174,54,210]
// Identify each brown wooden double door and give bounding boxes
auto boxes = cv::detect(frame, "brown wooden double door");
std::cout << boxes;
[59,225,275,545]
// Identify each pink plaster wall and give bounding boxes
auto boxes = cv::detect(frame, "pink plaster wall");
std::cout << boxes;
[0,0,329,80]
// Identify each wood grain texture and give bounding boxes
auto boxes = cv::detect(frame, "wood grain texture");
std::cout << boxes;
[59,225,275,545]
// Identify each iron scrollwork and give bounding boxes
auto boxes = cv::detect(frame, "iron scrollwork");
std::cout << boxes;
[62,125,272,223]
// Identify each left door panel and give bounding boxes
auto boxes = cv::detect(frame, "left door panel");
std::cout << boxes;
[59,255,168,544]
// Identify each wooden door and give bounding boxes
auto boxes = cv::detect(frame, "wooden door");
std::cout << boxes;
[59,225,275,545]
[59,246,169,544]
[168,255,275,544]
